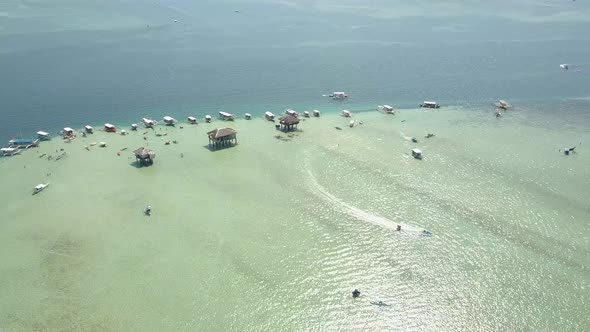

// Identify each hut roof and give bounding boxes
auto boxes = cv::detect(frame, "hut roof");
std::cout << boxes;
[279,114,300,125]
[133,147,155,159]
[207,128,237,139]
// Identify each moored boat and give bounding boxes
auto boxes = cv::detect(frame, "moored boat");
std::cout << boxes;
[329,92,348,100]
[342,110,351,117]
[420,101,440,109]
[313,110,320,117]
[219,111,235,121]
[63,127,76,140]
[303,111,310,118]
[163,116,177,126]
[9,138,40,148]
[205,115,212,123]
[378,105,395,114]
[188,116,197,124]
[37,131,51,141]
[265,111,275,121]
[244,113,252,120]
[1,147,20,156]
[85,125,94,133]
[104,123,116,132]
[143,118,156,128]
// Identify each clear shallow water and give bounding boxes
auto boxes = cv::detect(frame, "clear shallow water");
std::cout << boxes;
[0,109,588,331]
[1,0,590,331]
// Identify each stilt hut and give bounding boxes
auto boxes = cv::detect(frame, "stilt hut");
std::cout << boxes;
[278,114,300,132]
[133,147,156,166]
[207,128,237,149]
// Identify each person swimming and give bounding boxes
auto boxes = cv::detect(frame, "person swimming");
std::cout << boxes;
[145,205,152,216]
[352,289,361,298]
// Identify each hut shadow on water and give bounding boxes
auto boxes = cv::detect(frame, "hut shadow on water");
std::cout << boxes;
[206,128,238,152]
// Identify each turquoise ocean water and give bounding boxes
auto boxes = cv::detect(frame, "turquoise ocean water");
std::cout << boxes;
[1,1,589,331]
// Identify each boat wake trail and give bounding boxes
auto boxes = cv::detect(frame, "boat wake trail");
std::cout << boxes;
[304,157,421,232]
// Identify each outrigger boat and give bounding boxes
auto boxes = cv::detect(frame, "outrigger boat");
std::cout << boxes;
[33,183,49,195]
[1,147,20,156]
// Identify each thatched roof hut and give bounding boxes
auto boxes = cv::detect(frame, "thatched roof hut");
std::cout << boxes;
[133,147,155,165]
[207,128,237,149]
[278,114,300,132]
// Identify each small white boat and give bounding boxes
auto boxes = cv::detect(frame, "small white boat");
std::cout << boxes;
[33,183,49,195]
[313,110,320,117]
[265,111,275,121]
[104,123,116,132]
[494,100,511,110]
[303,111,310,118]
[330,92,348,100]
[63,127,76,139]
[205,115,212,123]
[84,125,93,133]
[37,131,51,140]
[99,142,107,147]
[411,148,423,160]
[143,118,156,128]
[286,109,298,117]
[219,111,235,121]
[560,64,569,70]
[342,110,351,117]
[244,113,252,120]
[163,116,177,126]
[120,130,127,135]
[131,124,138,131]
[188,116,197,124]
[349,120,355,128]
[420,101,440,109]
[379,105,395,114]
[1,147,20,156]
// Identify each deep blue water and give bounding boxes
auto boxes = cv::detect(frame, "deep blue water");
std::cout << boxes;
[1,0,590,140]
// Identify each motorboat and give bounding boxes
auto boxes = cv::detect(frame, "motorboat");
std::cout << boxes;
[218,111,235,121]
[104,123,116,132]
[99,142,107,147]
[342,110,351,117]
[131,124,138,131]
[420,101,440,109]
[348,120,355,128]
[205,115,212,123]
[188,116,197,124]
[265,111,275,121]
[163,116,177,126]
[379,105,395,114]
[33,183,49,195]
[84,125,93,134]
[120,130,127,135]
[1,147,20,156]
[37,131,51,141]
[286,109,298,117]
[313,110,320,117]
[303,111,310,118]
[494,100,511,110]
[143,118,156,128]
[244,113,252,120]
[329,92,348,100]
[411,148,423,160]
